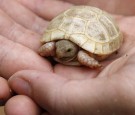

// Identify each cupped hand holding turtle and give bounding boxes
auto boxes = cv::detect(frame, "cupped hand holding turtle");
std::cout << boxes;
[1,0,135,115]
[0,0,73,114]
[0,0,71,110]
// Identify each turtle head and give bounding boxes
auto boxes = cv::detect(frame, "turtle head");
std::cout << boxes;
[55,40,79,62]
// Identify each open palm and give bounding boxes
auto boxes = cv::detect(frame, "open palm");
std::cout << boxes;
[1,0,135,115]
[9,16,135,115]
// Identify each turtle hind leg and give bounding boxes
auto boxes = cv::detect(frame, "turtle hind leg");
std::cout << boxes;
[77,50,101,68]
[38,42,55,57]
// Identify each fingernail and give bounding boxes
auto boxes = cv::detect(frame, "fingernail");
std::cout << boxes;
[11,78,31,96]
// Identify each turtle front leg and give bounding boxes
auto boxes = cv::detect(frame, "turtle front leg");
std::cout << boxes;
[77,50,101,68]
[38,42,55,57]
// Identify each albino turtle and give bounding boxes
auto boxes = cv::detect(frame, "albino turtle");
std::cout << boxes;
[39,6,123,68]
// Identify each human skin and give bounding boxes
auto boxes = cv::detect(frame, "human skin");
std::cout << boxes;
[64,0,135,15]
[0,0,52,103]
[0,0,71,114]
[0,0,135,115]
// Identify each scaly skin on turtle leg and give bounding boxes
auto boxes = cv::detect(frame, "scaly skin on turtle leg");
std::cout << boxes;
[77,50,101,68]
[38,42,55,57]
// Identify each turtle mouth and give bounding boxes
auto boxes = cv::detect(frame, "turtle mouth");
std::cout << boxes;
[60,55,77,62]
[54,54,77,63]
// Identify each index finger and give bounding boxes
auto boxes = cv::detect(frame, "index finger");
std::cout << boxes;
[16,0,73,20]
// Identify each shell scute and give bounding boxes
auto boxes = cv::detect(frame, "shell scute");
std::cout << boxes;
[41,32,51,43]
[51,30,65,41]
[86,21,109,43]
[60,17,86,34]
[99,15,118,38]
[65,7,97,21]
[109,38,120,52]
[94,43,103,54]
[70,34,88,46]
[82,40,96,53]
[47,14,64,30]
[102,43,111,54]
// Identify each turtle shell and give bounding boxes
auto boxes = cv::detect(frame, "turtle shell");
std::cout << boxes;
[41,6,123,55]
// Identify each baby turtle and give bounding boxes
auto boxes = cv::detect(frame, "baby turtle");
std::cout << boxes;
[39,6,123,68]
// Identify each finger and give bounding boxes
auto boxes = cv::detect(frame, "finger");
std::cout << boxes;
[0,36,52,79]
[16,0,73,20]
[0,9,42,51]
[0,0,48,34]
[0,77,11,105]
[9,70,122,115]
[9,70,66,113]
[9,70,104,114]
[64,0,135,15]
[5,95,41,115]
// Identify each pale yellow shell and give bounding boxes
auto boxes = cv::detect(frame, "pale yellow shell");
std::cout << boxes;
[41,6,123,55]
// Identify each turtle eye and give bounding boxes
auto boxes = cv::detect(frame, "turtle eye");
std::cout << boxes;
[66,48,72,52]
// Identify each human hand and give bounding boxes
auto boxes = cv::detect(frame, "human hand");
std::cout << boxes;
[0,0,72,106]
[63,0,135,15]
[2,0,134,115]
[8,16,135,115]
[5,1,135,115]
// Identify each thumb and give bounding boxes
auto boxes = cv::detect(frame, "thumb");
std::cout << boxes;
[8,70,67,112]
